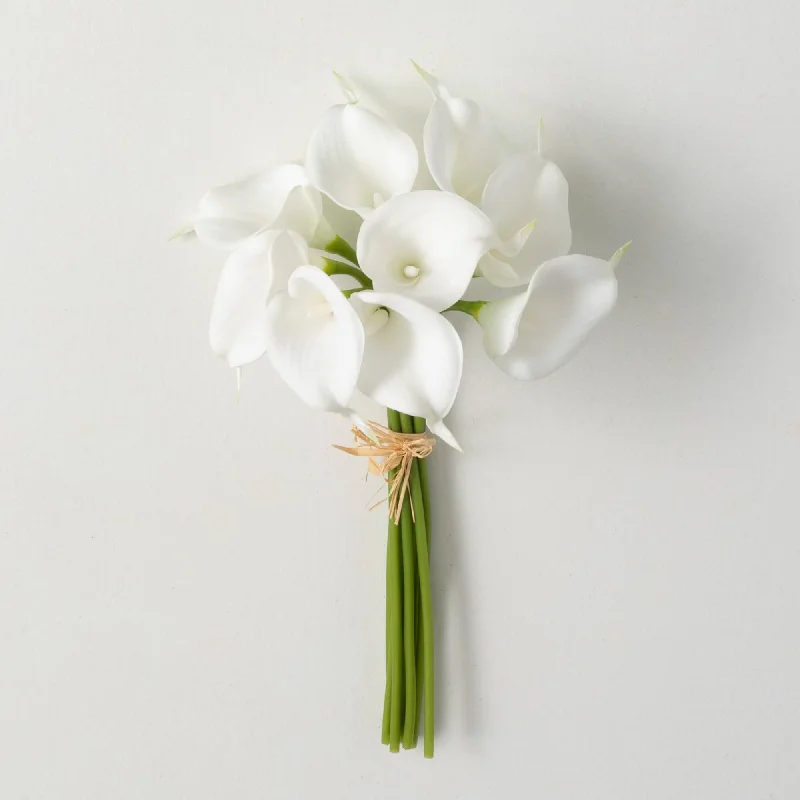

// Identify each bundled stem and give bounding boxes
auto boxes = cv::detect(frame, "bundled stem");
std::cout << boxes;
[381,410,434,758]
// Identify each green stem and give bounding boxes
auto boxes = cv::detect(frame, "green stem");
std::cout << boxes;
[388,513,403,752]
[410,456,434,758]
[322,260,373,289]
[413,417,431,526]
[398,413,418,749]
[386,410,405,750]
[381,527,392,745]
[399,480,417,748]
[444,299,485,319]
[386,409,404,752]
[324,234,359,265]
[411,416,429,745]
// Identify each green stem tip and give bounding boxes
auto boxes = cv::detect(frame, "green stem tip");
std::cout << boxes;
[444,299,485,320]
[322,259,373,289]
[324,234,359,266]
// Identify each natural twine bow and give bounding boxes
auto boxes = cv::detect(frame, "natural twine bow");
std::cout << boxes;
[333,421,435,524]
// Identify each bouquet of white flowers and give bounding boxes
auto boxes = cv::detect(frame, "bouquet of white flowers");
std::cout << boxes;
[177,63,628,758]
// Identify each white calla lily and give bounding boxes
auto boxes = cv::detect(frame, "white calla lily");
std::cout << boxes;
[194,164,327,250]
[357,190,497,312]
[306,76,418,217]
[479,150,572,287]
[352,291,463,449]
[209,230,310,367]
[478,245,629,380]
[264,266,364,416]
[413,62,508,205]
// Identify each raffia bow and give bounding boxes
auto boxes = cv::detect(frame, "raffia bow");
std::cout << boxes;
[333,421,435,523]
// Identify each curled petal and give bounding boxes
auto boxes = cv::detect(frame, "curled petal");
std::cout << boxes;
[264,267,364,414]
[478,251,526,287]
[357,190,496,311]
[480,151,571,286]
[479,252,623,380]
[306,102,418,217]
[352,291,463,449]
[414,62,508,204]
[209,230,310,367]
[195,164,323,249]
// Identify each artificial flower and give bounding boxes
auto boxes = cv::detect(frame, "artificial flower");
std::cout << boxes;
[477,245,629,380]
[264,266,364,416]
[306,74,418,217]
[414,62,508,205]
[209,229,310,367]
[352,291,463,449]
[194,164,328,250]
[356,190,498,311]
[479,147,572,287]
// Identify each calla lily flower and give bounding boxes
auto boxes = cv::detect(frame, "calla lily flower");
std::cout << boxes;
[479,148,572,288]
[478,245,629,380]
[264,266,364,416]
[209,230,310,367]
[356,190,498,312]
[194,164,328,250]
[352,291,463,449]
[414,62,508,205]
[306,75,418,217]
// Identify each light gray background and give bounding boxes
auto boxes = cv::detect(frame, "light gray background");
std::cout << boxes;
[2,0,799,797]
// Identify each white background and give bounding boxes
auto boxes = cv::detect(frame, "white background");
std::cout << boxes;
[2,0,799,797]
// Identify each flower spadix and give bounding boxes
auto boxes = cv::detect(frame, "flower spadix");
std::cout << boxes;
[264,266,364,415]
[306,74,418,217]
[351,291,463,449]
[478,245,630,380]
[209,230,310,367]
[194,164,325,250]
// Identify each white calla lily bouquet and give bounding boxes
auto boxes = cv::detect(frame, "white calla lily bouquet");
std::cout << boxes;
[177,63,629,758]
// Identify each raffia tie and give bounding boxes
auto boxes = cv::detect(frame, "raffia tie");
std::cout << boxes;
[333,421,435,524]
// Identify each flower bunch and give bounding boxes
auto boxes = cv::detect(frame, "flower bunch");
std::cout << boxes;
[180,63,628,758]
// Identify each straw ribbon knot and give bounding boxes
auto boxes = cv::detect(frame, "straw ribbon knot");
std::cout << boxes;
[333,421,435,523]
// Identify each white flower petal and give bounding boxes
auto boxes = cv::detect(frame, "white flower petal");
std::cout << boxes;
[264,266,364,413]
[209,230,310,367]
[478,287,533,358]
[195,165,322,249]
[306,103,418,217]
[193,216,265,250]
[352,291,463,447]
[481,151,571,284]
[270,184,324,242]
[414,63,508,205]
[357,190,495,311]
[477,251,526,288]
[478,253,619,380]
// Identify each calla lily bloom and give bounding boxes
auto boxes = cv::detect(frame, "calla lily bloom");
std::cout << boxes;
[264,266,364,416]
[352,291,463,449]
[414,64,571,289]
[414,62,508,205]
[479,148,572,287]
[356,190,499,312]
[478,245,629,380]
[306,75,418,217]
[194,164,328,250]
[209,230,310,367]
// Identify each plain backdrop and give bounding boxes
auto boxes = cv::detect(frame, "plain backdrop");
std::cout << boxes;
[2,0,799,797]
